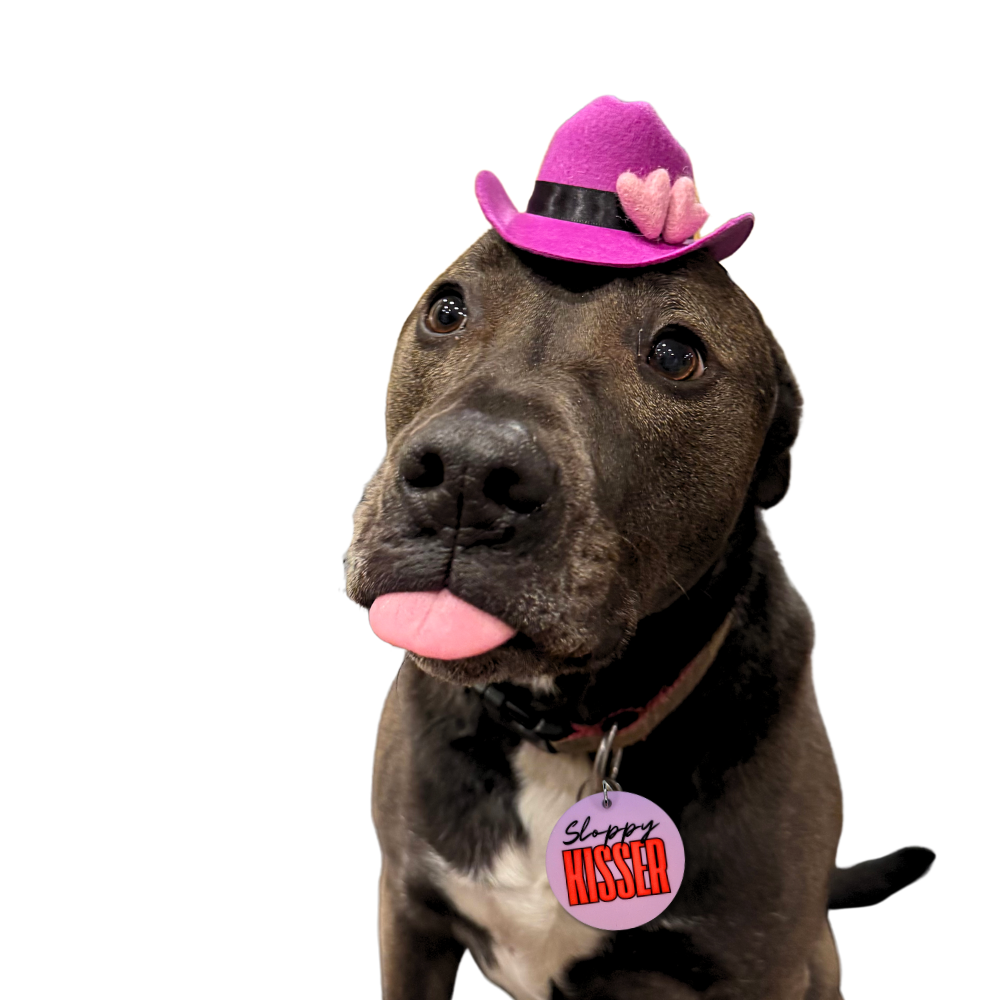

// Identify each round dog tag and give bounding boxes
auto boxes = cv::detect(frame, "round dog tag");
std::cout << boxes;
[545,790,684,930]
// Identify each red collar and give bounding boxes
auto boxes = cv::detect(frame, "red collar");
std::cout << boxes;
[476,612,734,754]
[551,612,734,753]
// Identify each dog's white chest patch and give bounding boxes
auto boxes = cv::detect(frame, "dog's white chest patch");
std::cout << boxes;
[434,743,608,1000]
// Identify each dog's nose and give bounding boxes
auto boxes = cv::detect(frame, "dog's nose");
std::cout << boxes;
[398,409,557,541]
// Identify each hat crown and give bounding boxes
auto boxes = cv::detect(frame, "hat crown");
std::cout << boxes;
[536,96,694,194]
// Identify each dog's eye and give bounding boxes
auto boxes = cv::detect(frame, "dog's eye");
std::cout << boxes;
[425,292,468,335]
[648,330,705,381]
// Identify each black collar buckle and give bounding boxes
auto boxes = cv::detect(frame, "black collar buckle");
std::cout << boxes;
[476,683,570,753]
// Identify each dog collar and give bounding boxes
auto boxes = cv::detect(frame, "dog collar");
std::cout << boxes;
[475,612,734,754]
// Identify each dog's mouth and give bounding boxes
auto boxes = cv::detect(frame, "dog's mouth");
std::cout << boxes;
[368,589,517,660]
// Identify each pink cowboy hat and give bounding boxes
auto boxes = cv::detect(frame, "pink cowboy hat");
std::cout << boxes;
[476,95,753,268]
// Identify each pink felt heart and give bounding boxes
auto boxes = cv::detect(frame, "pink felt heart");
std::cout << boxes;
[616,168,672,241]
[663,177,710,244]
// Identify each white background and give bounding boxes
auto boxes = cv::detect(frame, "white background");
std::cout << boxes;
[1,2,997,997]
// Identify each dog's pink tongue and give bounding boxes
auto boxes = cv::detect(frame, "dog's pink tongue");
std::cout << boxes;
[368,590,516,660]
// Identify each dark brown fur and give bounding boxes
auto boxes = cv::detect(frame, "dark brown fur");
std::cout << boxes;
[346,232,924,998]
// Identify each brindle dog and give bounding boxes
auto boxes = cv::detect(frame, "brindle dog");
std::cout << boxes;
[346,230,933,999]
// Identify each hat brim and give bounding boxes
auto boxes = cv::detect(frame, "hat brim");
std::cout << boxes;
[476,170,753,268]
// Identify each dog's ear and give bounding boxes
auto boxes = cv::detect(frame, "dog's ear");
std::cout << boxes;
[751,339,801,509]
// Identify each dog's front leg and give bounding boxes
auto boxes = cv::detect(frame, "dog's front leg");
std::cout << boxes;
[378,865,464,1000]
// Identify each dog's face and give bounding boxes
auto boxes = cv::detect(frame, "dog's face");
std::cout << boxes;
[346,231,798,685]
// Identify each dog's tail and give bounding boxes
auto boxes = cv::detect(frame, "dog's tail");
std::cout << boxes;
[828,846,935,909]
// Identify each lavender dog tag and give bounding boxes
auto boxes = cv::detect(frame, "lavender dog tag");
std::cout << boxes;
[545,790,685,930]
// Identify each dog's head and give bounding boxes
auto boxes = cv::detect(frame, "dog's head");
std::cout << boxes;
[346,231,799,685]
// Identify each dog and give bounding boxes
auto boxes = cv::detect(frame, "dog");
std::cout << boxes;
[346,97,933,999]
[345,231,933,999]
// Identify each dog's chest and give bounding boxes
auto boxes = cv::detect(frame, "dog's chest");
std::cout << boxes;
[434,744,608,1000]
